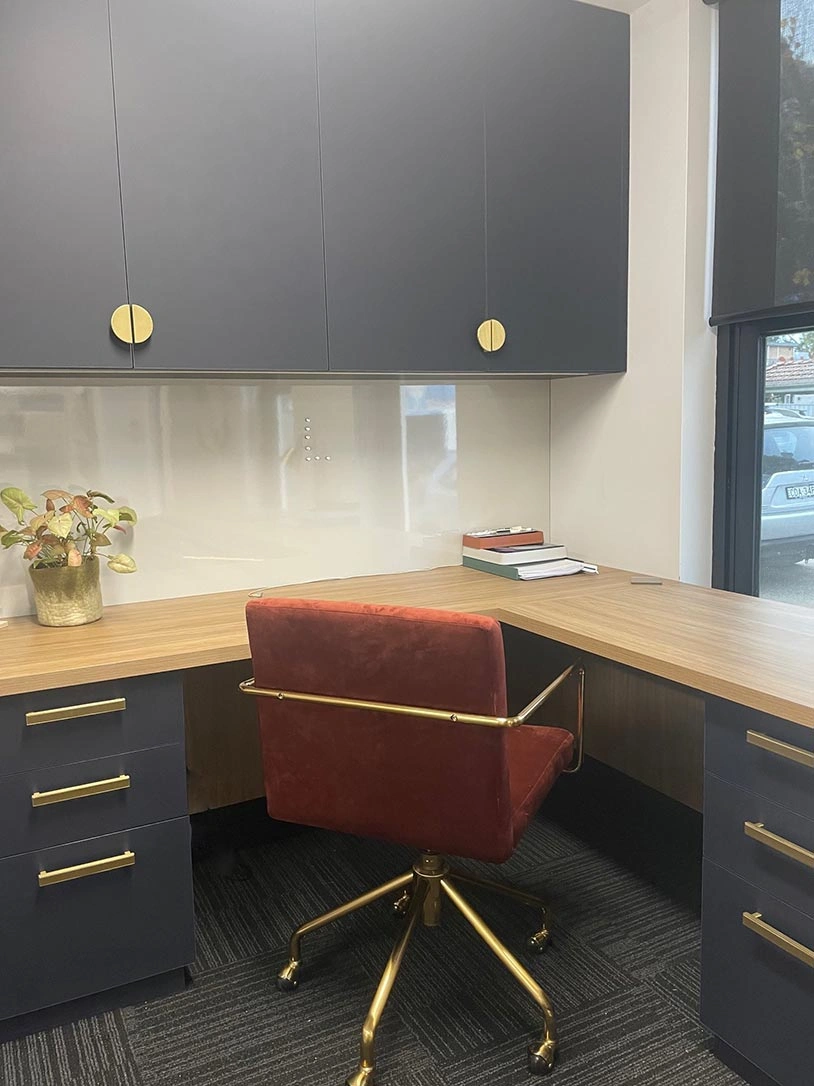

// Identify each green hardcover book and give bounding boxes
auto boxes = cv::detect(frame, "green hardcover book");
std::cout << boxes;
[462,555,522,579]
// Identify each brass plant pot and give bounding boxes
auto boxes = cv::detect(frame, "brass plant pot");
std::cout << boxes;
[29,558,103,627]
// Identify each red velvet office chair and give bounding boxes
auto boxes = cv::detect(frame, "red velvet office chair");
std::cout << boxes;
[242,598,584,1085]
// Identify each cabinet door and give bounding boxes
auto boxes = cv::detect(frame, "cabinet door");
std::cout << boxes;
[318,0,487,373]
[484,0,629,374]
[0,1,131,370]
[110,0,327,372]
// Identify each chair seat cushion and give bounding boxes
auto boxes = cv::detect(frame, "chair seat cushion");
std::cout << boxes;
[507,726,574,847]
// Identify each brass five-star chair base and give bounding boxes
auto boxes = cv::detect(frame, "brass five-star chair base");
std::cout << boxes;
[276,852,558,1085]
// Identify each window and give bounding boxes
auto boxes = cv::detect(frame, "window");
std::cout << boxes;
[714,323,814,606]
[712,1,814,607]
[759,333,814,604]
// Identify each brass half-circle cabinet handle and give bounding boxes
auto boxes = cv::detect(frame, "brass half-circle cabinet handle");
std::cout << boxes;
[110,304,154,345]
[477,318,506,353]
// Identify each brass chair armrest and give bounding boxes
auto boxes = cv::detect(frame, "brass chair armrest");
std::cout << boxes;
[239,660,584,754]
[239,677,515,728]
[509,663,585,773]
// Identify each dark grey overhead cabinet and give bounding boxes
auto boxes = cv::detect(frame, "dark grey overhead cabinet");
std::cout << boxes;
[317,0,629,375]
[317,0,488,373]
[0,1,131,370]
[1,0,628,377]
[483,0,629,374]
[109,0,328,372]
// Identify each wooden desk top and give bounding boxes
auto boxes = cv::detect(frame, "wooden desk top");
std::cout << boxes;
[2,565,814,727]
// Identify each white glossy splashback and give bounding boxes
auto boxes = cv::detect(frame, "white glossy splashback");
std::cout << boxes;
[0,379,550,618]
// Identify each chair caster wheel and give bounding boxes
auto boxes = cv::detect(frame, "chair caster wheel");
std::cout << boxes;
[392,890,412,918]
[276,960,300,991]
[527,1040,557,1075]
[526,928,552,954]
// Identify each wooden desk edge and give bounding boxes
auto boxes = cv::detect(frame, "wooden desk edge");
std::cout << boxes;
[0,644,253,700]
[493,608,814,730]
[3,567,814,731]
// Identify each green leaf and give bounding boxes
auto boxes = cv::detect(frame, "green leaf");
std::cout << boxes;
[1,487,37,524]
[107,553,137,574]
[118,506,138,525]
[87,490,115,503]
[96,507,121,526]
[92,532,111,547]
[46,512,73,538]
[1,530,22,548]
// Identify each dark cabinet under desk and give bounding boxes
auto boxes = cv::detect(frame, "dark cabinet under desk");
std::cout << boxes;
[0,672,194,1030]
[702,697,814,1086]
[0,818,194,1022]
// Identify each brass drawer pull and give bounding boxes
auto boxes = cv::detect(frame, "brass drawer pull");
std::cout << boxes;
[38,850,135,887]
[746,729,814,769]
[31,774,131,808]
[743,911,814,969]
[744,821,814,868]
[25,697,126,727]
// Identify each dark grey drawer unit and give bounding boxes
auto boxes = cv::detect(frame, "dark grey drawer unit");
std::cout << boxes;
[0,744,187,860]
[0,673,184,776]
[0,818,194,1020]
[703,696,814,1086]
[706,696,814,821]
[0,670,194,1029]
[702,860,814,1086]
[705,773,814,923]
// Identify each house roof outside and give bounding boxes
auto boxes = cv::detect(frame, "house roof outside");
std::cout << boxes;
[765,355,814,392]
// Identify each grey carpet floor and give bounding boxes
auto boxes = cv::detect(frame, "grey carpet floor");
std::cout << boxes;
[0,812,748,1086]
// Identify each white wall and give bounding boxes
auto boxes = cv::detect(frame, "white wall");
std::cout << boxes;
[0,378,550,618]
[550,0,717,582]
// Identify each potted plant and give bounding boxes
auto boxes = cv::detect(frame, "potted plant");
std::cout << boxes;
[0,487,138,627]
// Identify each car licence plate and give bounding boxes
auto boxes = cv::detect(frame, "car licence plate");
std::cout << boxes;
[785,484,814,499]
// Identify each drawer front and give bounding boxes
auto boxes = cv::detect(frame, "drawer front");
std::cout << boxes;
[705,773,814,922]
[0,744,188,860]
[701,860,814,1086]
[705,696,814,820]
[0,817,194,1021]
[0,673,184,775]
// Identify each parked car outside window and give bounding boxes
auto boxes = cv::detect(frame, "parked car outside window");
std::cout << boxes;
[761,413,814,561]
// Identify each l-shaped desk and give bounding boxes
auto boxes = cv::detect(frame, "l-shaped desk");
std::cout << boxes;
[2,564,814,1086]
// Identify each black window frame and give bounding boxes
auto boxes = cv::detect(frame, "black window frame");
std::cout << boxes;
[712,311,814,594]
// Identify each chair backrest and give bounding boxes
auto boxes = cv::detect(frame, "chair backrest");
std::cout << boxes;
[245,598,512,857]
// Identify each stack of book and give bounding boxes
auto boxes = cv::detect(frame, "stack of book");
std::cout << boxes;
[462,527,597,581]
